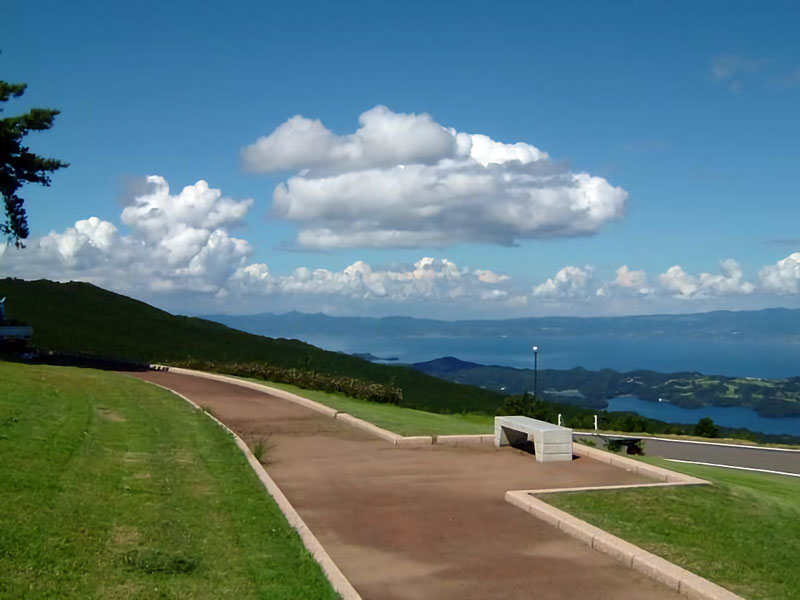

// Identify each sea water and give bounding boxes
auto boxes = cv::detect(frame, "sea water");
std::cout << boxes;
[302,333,800,379]
[605,396,800,437]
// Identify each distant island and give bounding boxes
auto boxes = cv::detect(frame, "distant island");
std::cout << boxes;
[350,352,399,362]
[411,357,800,419]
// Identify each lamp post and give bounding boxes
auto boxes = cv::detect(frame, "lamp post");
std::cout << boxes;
[532,345,539,399]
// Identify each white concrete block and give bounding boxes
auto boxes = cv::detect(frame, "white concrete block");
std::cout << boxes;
[436,434,492,446]
[536,452,574,462]
[534,441,574,454]
[395,436,433,447]
[539,428,573,444]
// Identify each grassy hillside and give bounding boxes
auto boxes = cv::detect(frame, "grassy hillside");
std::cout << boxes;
[0,278,504,414]
[0,361,337,598]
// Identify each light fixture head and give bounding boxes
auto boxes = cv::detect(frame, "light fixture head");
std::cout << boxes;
[532,345,538,352]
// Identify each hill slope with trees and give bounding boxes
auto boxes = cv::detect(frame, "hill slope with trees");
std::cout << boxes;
[0,278,503,414]
[412,357,800,418]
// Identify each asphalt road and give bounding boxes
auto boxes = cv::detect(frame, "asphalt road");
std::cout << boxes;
[576,434,800,476]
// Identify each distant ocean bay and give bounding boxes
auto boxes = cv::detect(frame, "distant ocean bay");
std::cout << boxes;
[604,396,800,437]
[299,333,800,437]
[302,334,800,379]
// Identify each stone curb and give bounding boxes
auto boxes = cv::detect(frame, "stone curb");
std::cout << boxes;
[505,491,742,600]
[435,434,495,446]
[139,377,361,600]
[396,435,435,447]
[334,412,400,443]
[573,443,708,485]
[513,481,704,495]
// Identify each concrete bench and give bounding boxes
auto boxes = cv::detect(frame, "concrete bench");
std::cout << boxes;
[495,416,573,462]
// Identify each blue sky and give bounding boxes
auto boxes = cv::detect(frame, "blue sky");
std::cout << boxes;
[2,0,799,317]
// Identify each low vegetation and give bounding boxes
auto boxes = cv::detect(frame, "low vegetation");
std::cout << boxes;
[179,359,403,405]
[542,459,800,600]
[0,361,337,599]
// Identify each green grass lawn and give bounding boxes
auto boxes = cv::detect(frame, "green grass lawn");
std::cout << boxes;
[0,361,338,599]
[249,379,493,436]
[541,458,800,599]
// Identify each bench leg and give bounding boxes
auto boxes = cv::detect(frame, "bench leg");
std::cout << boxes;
[495,422,509,447]
[495,425,528,448]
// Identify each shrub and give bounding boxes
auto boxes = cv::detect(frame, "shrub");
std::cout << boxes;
[251,437,270,463]
[604,439,626,453]
[627,439,645,455]
[176,360,403,405]
[694,416,719,438]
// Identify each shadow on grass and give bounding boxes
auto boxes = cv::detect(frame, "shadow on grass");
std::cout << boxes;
[120,549,199,575]
[1,350,149,372]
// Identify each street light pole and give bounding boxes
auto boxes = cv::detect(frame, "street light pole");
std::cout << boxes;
[532,345,539,399]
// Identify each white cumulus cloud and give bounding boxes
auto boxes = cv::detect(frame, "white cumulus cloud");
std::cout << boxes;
[257,257,515,304]
[475,269,511,284]
[2,176,254,295]
[596,265,651,298]
[659,266,700,297]
[759,252,800,294]
[659,259,755,299]
[0,174,526,312]
[242,105,461,173]
[243,106,628,248]
[612,265,647,289]
[531,265,594,301]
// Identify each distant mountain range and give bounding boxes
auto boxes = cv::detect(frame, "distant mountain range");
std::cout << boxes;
[203,308,800,342]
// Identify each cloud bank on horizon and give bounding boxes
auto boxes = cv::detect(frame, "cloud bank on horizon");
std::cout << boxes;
[242,106,628,248]
[2,171,799,316]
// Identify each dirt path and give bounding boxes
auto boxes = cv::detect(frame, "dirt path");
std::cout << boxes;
[133,371,679,599]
